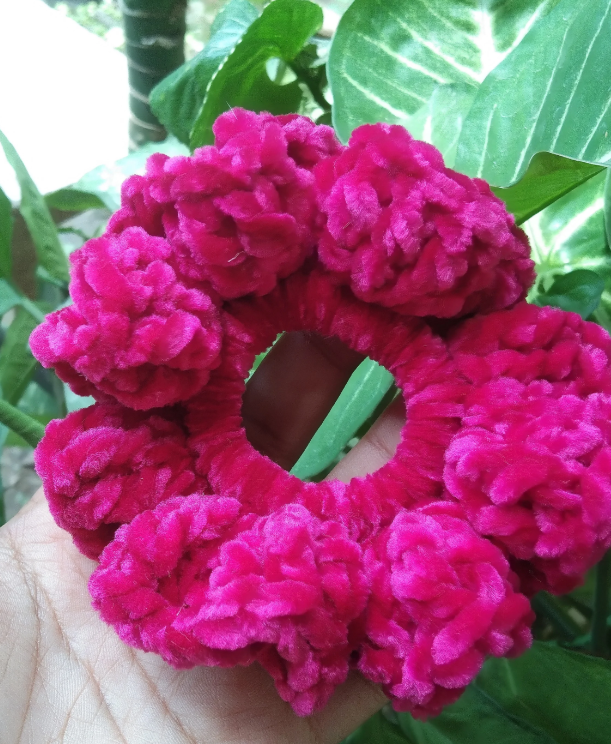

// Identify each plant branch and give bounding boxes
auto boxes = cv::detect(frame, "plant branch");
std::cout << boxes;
[0,399,45,448]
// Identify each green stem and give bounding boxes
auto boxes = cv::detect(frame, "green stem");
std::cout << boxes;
[0,399,45,448]
[288,63,330,111]
[121,0,187,149]
[591,550,610,657]
[532,593,582,640]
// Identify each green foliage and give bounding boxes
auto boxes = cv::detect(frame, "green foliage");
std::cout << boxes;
[151,0,259,145]
[328,0,558,142]
[291,359,394,480]
[0,129,69,284]
[455,0,611,185]
[0,186,13,280]
[189,0,323,147]
[491,153,605,225]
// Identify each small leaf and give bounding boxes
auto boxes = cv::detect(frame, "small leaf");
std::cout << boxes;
[44,188,108,213]
[190,0,323,148]
[291,358,393,480]
[491,153,605,225]
[0,185,13,279]
[0,308,39,406]
[456,0,611,185]
[0,279,24,317]
[534,268,604,318]
[0,128,69,283]
[151,0,259,146]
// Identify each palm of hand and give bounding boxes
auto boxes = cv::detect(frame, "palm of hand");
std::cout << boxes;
[0,491,385,744]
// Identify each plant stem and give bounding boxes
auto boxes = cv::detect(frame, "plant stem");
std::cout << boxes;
[532,592,582,640]
[0,399,45,448]
[121,0,187,149]
[591,550,610,657]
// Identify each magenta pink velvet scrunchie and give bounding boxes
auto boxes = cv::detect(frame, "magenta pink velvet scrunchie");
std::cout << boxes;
[30,109,611,718]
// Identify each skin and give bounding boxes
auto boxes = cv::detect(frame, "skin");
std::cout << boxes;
[0,332,405,744]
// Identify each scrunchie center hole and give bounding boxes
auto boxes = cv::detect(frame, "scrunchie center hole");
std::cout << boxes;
[242,331,399,481]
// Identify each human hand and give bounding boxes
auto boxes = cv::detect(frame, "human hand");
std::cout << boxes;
[0,332,397,744]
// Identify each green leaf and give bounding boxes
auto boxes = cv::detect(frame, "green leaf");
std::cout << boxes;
[190,0,323,148]
[491,153,605,225]
[291,358,394,480]
[74,137,189,211]
[329,0,558,143]
[399,642,611,744]
[400,681,558,744]
[456,0,611,186]
[523,172,611,315]
[0,308,39,406]
[0,279,24,317]
[534,268,605,318]
[151,0,259,146]
[342,710,411,744]
[405,83,477,168]
[0,185,13,280]
[0,398,45,449]
[0,129,69,283]
[604,168,611,246]
[475,644,611,744]
[44,188,108,213]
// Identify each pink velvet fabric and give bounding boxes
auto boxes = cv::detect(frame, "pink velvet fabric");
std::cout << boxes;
[109,109,342,299]
[30,227,223,409]
[30,110,611,719]
[444,303,611,594]
[356,502,533,718]
[35,402,205,559]
[315,123,535,318]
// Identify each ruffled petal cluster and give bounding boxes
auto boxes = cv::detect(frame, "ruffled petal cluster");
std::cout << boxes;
[444,303,611,593]
[30,227,223,409]
[35,402,205,559]
[315,123,535,317]
[90,498,368,714]
[357,503,533,717]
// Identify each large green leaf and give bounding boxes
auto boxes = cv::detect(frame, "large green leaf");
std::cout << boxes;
[491,153,605,225]
[291,358,394,480]
[0,185,13,280]
[0,129,69,283]
[190,0,323,148]
[399,643,611,744]
[151,0,259,146]
[405,83,477,168]
[329,0,558,142]
[0,308,39,406]
[456,0,611,185]
[604,168,611,246]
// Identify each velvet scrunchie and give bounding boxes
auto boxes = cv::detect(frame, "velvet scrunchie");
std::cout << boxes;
[30,109,611,719]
